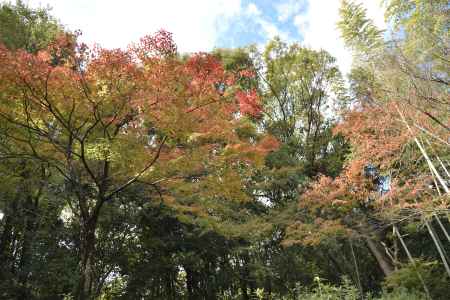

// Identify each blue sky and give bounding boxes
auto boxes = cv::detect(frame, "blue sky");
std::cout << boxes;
[215,0,307,48]
[15,0,386,75]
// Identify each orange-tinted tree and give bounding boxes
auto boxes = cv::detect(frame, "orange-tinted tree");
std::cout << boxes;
[286,99,449,280]
[0,30,277,299]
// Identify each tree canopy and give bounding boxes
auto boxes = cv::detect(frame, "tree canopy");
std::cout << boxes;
[0,0,448,299]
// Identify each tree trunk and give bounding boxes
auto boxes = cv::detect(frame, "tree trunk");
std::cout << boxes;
[365,237,394,277]
[240,253,251,300]
[76,216,98,300]
[0,214,13,269]
[16,195,39,300]
[264,276,272,300]
[0,199,18,278]
[185,265,196,300]
[240,279,249,300]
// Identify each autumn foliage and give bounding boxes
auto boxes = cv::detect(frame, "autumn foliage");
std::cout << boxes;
[285,100,448,246]
[1,1,449,297]
[0,30,273,202]
[0,30,277,299]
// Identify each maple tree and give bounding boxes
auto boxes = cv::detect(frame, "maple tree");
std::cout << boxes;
[0,30,277,299]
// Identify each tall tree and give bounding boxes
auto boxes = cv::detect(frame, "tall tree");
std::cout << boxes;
[0,0,63,52]
[0,30,277,299]
[0,2,74,298]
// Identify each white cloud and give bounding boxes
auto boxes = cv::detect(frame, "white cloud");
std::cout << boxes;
[24,0,242,53]
[246,2,261,16]
[294,0,386,75]
[11,0,386,73]
[363,0,387,30]
[276,0,303,22]
[244,3,288,41]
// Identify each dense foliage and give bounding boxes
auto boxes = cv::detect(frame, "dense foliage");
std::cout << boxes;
[0,1,448,299]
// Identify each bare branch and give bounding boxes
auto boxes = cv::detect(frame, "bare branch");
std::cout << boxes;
[105,135,167,200]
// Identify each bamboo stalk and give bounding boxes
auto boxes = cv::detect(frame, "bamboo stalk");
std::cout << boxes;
[393,225,432,299]
[350,240,363,296]
[415,138,449,192]
[436,156,450,179]
[416,168,450,277]
[434,215,450,243]
[424,138,450,179]
[424,221,450,278]
[395,104,449,193]
[413,123,450,148]
[428,166,450,243]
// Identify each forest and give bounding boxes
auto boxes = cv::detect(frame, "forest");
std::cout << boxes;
[0,0,448,299]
